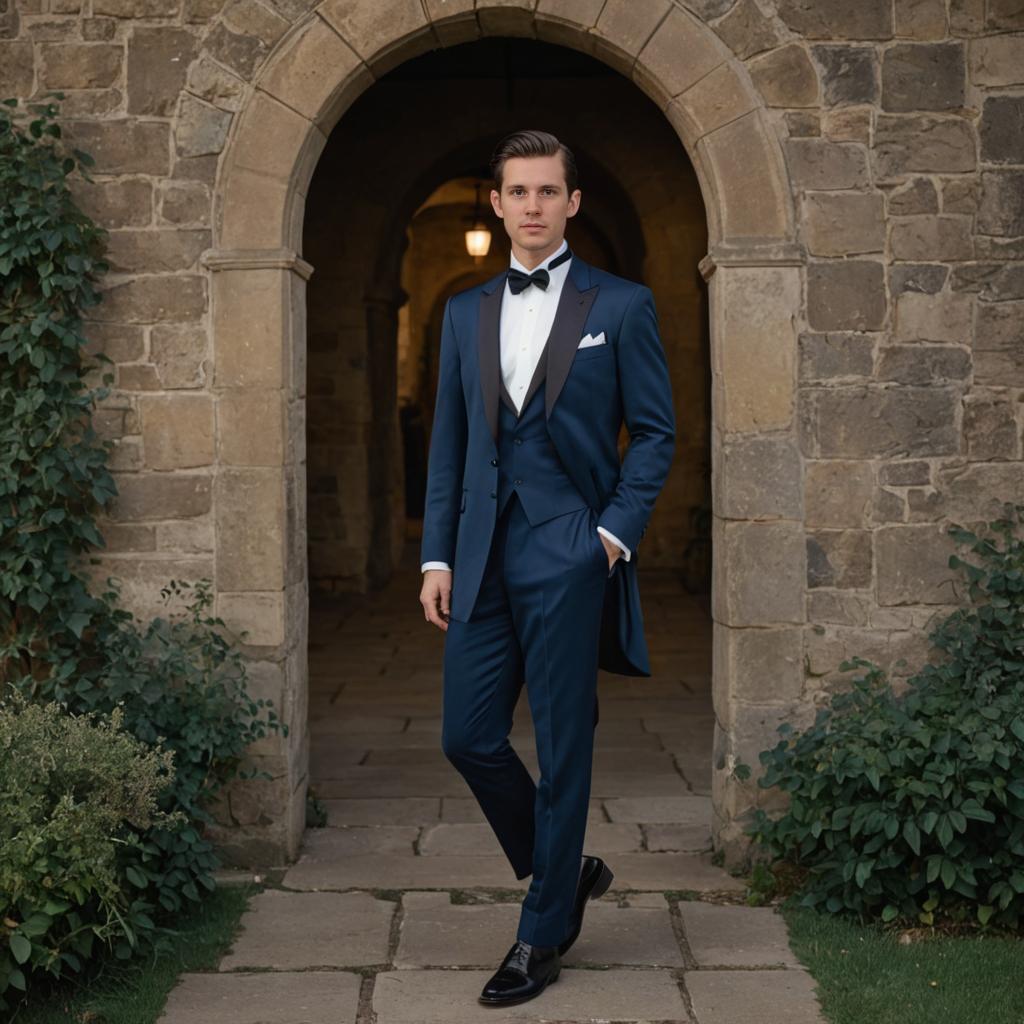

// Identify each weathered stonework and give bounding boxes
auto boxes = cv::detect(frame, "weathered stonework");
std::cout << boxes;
[0,0,1013,874]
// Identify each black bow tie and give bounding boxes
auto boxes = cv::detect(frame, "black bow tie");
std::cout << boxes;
[506,247,572,294]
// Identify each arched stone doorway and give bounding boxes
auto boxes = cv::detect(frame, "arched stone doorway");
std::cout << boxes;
[202,1,805,867]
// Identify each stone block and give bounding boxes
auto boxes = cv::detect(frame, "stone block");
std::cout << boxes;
[889,215,973,261]
[603,795,711,824]
[873,114,975,179]
[803,191,884,255]
[805,460,873,526]
[785,138,870,190]
[175,93,232,158]
[936,462,1024,522]
[79,556,214,622]
[218,889,392,970]
[150,323,207,389]
[127,26,197,115]
[257,14,368,130]
[749,42,819,107]
[686,967,826,1023]
[714,0,783,59]
[776,0,892,39]
[890,265,948,296]
[680,902,800,966]
[104,229,211,274]
[38,42,121,88]
[321,796,441,825]
[222,0,288,49]
[70,177,153,228]
[876,344,970,384]
[969,34,1024,86]
[714,625,803,705]
[63,120,171,175]
[977,170,1024,236]
[0,41,34,97]
[94,275,206,324]
[590,0,671,77]
[217,590,286,647]
[893,289,972,343]
[715,436,802,519]
[888,176,939,215]
[698,109,791,238]
[283,852,528,891]
[218,389,285,466]
[988,0,1024,29]
[203,21,266,79]
[981,96,1024,165]
[108,472,211,520]
[667,60,758,141]
[894,0,947,38]
[216,467,285,591]
[211,269,290,388]
[806,529,872,588]
[713,520,806,625]
[139,394,213,470]
[974,301,1024,387]
[159,181,211,226]
[157,971,361,1024]
[644,822,712,851]
[803,386,960,457]
[82,321,146,364]
[963,394,1020,461]
[633,5,723,105]
[881,42,965,111]
[319,0,429,74]
[875,524,961,604]
[806,260,886,330]
[711,265,799,433]
[798,331,874,380]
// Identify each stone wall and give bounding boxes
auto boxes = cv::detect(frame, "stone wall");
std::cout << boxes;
[2,0,1021,867]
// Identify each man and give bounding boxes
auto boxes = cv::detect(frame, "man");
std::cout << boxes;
[418,129,675,1007]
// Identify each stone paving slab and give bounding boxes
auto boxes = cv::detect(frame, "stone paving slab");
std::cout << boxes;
[314,767,474,797]
[606,853,746,892]
[588,771,694,797]
[157,971,361,1024]
[441,796,606,824]
[219,890,393,970]
[419,821,643,856]
[604,795,712,824]
[645,822,713,851]
[321,797,441,826]
[283,853,530,891]
[395,891,684,969]
[685,967,825,1024]
[299,824,419,856]
[679,902,801,967]
[372,967,690,1023]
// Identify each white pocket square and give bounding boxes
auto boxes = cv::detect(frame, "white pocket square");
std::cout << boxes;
[577,331,606,348]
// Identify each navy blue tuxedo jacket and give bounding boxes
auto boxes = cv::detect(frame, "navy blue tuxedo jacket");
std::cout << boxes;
[421,253,675,676]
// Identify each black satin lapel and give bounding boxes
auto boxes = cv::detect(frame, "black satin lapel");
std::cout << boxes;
[477,286,503,442]
[545,271,599,420]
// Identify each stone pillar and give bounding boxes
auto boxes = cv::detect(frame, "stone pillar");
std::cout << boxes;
[200,247,313,865]
[699,241,810,870]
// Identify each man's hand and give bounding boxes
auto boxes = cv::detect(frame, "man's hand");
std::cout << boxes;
[421,569,453,631]
[598,532,622,571]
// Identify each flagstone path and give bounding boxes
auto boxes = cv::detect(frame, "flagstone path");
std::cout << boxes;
[158,560,826,1023]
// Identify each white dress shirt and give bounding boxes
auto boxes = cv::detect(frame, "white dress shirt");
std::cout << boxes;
[422,239,630,573]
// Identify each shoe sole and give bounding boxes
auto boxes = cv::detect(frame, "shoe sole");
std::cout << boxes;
[478,965,561,1006]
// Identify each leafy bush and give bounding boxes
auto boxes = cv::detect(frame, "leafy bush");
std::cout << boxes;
[743,503,1024,932]
[0,94,288,1002]
[0,693,186,1010]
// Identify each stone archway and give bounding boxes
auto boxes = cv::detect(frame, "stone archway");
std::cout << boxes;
[202,1,805,867]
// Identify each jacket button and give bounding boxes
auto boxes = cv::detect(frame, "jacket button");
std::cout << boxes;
[514,478,523,485]
[490,458,498,466]
[514,438,523,445]
[490,490,497,498]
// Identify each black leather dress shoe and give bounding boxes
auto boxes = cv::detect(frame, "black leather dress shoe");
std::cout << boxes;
[478,939,561,1006]
[558,854,614,956]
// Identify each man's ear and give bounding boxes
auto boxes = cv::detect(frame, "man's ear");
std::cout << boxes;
[489,189,503,218]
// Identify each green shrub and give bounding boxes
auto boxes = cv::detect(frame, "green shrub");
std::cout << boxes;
[0,693,186,1010]
[743,503,1024,932]
[0,93,288,996]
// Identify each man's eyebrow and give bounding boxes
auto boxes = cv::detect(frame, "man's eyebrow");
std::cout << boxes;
[506,182,562,189]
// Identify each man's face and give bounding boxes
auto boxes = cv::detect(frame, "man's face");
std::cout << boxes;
[489,154,581,255]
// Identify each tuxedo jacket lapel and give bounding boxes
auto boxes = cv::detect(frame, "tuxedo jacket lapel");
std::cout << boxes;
[477,256,599,442]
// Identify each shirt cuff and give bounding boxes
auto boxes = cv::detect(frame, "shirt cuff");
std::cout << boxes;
[421,561,452,573]
[597,526,630,561]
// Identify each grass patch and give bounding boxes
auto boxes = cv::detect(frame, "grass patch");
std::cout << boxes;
[780,896,1024,1024]
[8,882,258,1024]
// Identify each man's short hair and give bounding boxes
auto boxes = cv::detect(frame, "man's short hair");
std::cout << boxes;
[490,129,579,195]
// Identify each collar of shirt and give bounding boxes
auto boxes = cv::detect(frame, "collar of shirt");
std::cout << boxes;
[507,237,570,282]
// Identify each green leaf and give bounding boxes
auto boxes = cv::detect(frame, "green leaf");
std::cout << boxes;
[10,933,31,965]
